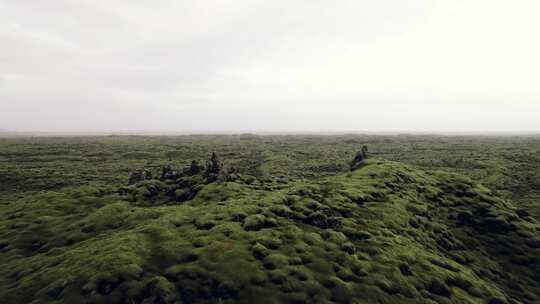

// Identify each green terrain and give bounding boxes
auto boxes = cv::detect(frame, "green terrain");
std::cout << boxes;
[0,135,539,303]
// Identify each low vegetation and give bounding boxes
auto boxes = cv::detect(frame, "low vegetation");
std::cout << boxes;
[0,135,539,303]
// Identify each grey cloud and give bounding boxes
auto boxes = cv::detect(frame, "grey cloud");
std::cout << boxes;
[0,0,538,132]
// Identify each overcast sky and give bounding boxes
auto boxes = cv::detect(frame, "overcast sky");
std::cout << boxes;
[1,1,539,133]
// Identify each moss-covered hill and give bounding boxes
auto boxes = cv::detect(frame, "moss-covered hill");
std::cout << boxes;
[0,158,538,303]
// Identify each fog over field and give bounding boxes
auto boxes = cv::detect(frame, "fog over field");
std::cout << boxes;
[1,0,539,133]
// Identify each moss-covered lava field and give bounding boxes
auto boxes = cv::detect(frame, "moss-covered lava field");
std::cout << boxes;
[0,135,539,303]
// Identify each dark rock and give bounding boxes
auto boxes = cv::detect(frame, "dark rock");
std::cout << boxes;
[252,243,269,260]
[350,146,368,171]
[195,218,215,230]
[341,242,355,254]
[516,209,529,219]
[427,278,451,297]
[306,212,327,228]
[205,152,223,182]
[0,241,8,251]
[326,217,342,229]
[269,270,288,284]
[342,228,372,241]
[409,218,420,228]
[304,211,342,229]
[243,214,267,231]
[488,297,508,304]
[231,211,248,222]
[174,185,202,202]
[161,165,175,180]
[457,210,473,226]
[481,217,514,234]
[399,264,413,276]
[128,169,152,185]
[96,277,119,295]
[525,239,540,248]
[186,160,203,176]
[215,281,240,300]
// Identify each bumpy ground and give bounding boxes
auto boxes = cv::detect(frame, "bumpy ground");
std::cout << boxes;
[0,158,539,303]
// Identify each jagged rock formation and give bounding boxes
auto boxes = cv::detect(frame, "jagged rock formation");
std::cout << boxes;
[186,160,202,176]
[127,169,152,185]
[204,152,223,182]
[122,153,228,204]
[161,165,175,181]
[350,145,369,171]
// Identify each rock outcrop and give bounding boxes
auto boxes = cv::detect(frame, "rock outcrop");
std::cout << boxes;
[350,145,369,171]
[204,152,223,182]
[128,169,152,185]
[124,153,229,204]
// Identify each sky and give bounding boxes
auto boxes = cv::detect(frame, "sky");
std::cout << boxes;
[0,0,539,133]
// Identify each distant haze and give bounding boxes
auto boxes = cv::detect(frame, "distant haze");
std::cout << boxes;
[1,1,539,133]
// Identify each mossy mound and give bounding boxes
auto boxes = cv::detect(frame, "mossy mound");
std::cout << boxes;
[0,158,538,303]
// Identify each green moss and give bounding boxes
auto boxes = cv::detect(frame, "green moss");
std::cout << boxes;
[243,214,268,231]
[252,242,269,260]
[1,137,539,303]
[263,253,289,270]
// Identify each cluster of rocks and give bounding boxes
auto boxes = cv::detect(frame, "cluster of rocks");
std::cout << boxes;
[350,145,369,171]
[123,152,228,204]
[123,148,370,204]
[128,169,153,185]
[127,152,225,186]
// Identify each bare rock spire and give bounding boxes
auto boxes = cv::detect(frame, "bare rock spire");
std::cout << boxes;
[350,145,369,171]
[205,152,223,182]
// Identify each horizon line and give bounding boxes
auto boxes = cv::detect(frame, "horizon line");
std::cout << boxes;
[1,129,540,137]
